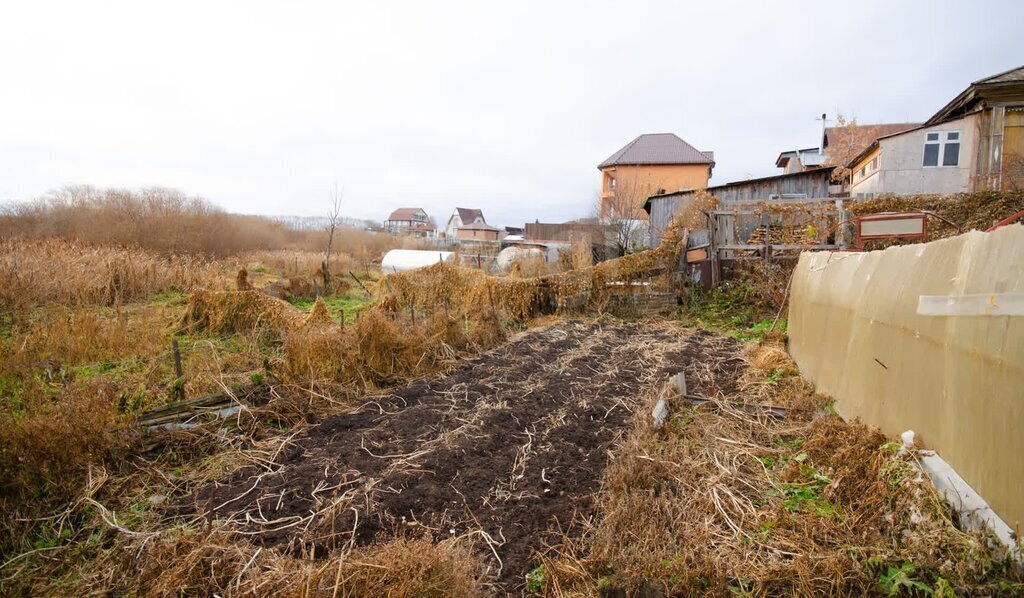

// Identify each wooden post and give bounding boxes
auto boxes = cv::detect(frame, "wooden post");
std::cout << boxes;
[339,308,345,330]
[172,339,183,379]
[171,339,184,401]
[762,212,771,263]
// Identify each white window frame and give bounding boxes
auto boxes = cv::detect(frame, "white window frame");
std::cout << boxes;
[923,130,961,168]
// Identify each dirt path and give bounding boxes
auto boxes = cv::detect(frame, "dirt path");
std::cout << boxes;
[180,320,745,593]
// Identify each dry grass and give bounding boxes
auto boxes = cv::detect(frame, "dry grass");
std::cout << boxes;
[539,335,1021,596]
[848,190,1024,242]
[385,219,690,320]
[0,238,223,321]
[239,249,357,279]
[2,523,483,597]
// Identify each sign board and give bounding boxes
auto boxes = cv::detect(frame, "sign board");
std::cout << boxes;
[685,247,709,263]
[856,212,928,249]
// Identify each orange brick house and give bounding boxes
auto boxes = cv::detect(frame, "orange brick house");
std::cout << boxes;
[598,133,714,219]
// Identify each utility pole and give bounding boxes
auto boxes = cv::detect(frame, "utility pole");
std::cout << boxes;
[817,113,828,155]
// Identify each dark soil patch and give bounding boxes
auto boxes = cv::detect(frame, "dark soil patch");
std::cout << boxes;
[176,320,746,594]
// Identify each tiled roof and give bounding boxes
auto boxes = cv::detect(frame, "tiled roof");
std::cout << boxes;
[598,133,714,169]
[388,207,425,221]
[455,207,485,224]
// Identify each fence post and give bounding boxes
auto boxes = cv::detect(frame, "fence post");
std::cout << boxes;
[171,339,184,401]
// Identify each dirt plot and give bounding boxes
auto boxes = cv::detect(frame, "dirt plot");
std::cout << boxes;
[176,321,744,593]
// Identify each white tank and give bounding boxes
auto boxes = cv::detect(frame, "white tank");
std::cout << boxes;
[381,249,455,273]
[496,246,545,272]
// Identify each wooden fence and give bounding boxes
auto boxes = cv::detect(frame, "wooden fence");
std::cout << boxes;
[687,197,846,287]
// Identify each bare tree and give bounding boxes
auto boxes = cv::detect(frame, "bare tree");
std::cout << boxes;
[822,114,883,184]
[598,176,652,256]
[322,182,343,287]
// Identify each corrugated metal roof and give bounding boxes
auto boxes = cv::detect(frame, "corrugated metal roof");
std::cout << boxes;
[643,166,837,212]
[598,133,714,169]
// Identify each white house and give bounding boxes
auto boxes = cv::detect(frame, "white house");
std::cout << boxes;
[385,207,433,236]
[445,207,486,238]
[848,117,979,199]
[848,64,1024,198]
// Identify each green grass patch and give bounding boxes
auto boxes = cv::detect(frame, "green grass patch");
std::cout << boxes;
[679,281,781,339]
[290,291,374,322]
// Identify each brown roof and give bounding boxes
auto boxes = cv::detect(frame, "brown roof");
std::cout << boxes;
[598,133,714,169]
[455,207,485,224]
[976,64,1024,84]
[387,207,425,221]
[926,64,1024,126]
[823,123,920,152]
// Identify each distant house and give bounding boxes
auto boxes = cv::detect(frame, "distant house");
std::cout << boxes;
[455,221,503,242]
[775,148,828,174]
[848,64,1024,198]
[385,207,434,236]
[599,133,714,219]
[776,123,919,177]
[446,207,486,237]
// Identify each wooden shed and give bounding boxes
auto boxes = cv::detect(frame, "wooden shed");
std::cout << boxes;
[644,167,837,245]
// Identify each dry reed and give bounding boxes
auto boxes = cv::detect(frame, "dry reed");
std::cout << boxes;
[0,237,222,320]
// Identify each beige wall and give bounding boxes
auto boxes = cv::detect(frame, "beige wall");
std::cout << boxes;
[850,114,979,197]
[456,228,500,241]
[787,225,1024,528]
[600,164,711,219]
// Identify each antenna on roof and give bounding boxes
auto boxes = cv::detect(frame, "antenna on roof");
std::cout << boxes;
[816,113,828,155]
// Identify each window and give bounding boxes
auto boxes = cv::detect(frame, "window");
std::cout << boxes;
[870,156,879,171]
[923,131,960,167]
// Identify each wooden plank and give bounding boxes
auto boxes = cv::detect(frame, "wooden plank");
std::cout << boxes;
[685,248,709,263]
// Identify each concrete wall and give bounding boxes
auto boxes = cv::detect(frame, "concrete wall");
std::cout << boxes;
[787,224,1024,528]
[851,114,979,197]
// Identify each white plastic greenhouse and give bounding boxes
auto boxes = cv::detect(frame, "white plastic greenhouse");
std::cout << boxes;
[380,249,455,273]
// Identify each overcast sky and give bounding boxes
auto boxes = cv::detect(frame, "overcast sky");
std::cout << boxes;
[1,1,1021,227]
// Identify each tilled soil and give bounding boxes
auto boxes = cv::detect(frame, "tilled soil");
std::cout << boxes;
[178,320,745,594]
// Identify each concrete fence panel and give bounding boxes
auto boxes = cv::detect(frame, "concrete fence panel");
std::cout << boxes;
[788,225,1024,528]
